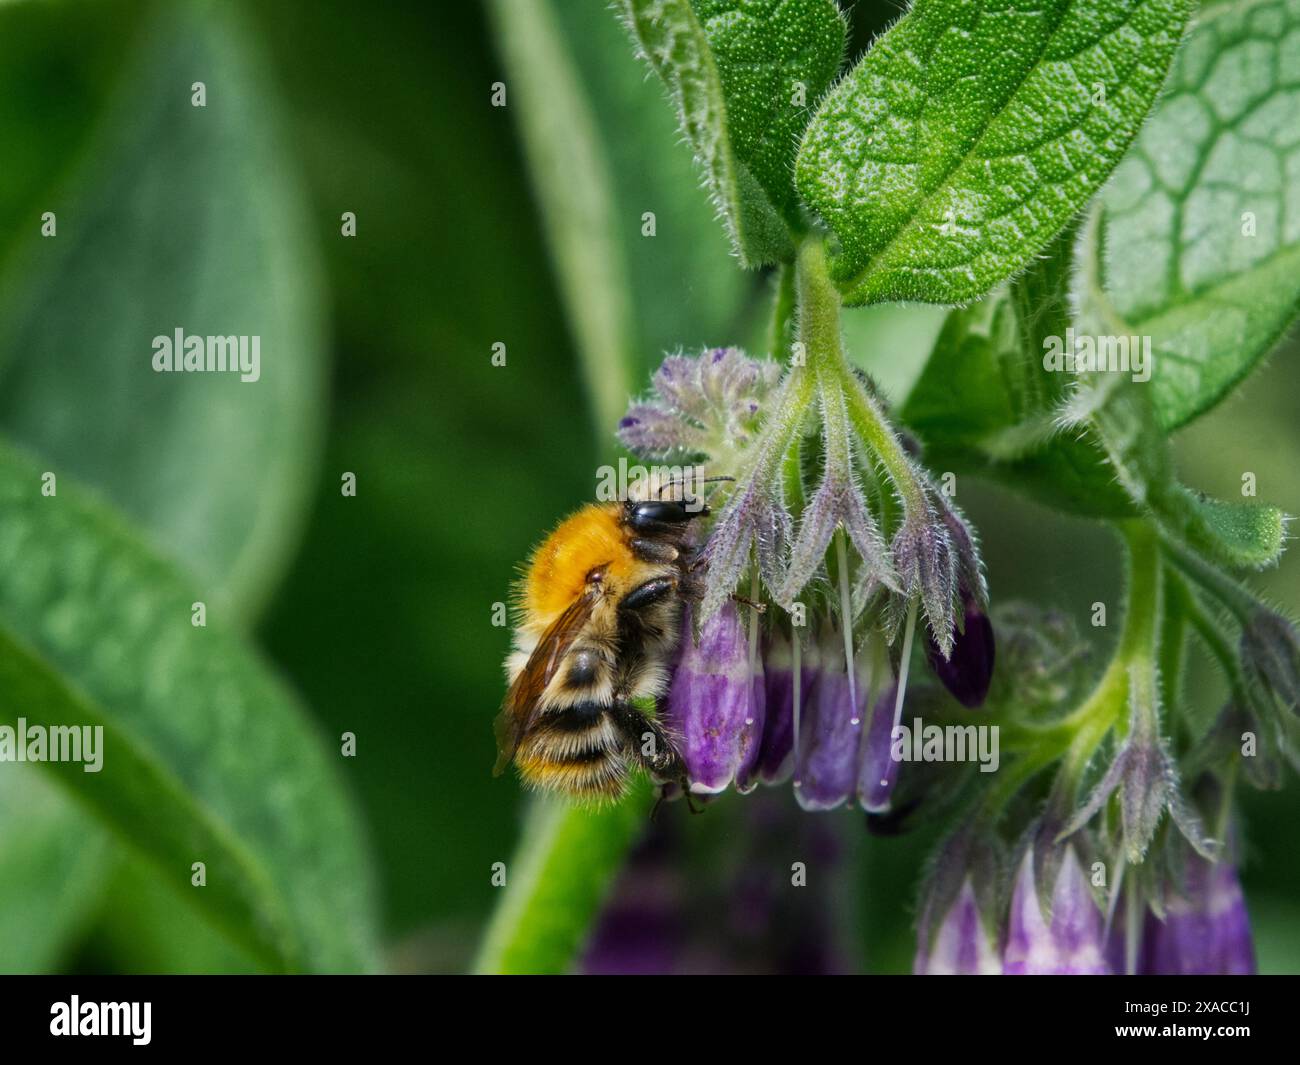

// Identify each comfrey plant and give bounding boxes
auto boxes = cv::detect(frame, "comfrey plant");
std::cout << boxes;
[478,0,1300,975]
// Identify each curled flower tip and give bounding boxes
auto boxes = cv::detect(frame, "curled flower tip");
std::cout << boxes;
[1003,847,1109,975]
[1141,851,1256,975]
[1059,669,1218,863]
[1240,606,1300,718]
[889,508,957,656]
[914,878,1001,975]
[793,634,864,811]
[925,591,995,709]
[753,630,814,785]
[666,603,759,795]
[857,681,900,813]
[618,348,780,461]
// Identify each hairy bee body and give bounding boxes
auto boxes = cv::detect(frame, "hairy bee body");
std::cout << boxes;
[495,497,704,800]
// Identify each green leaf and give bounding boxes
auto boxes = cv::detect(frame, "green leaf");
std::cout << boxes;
[474,782,652,974]
[620,0,847,266]
[0,443,379,972]
[901,227,1135,517]
[1094,0,1300,429]
[0,3,326,621]
[796,0,1191,305]
[0,767,109,973]
[689,0,847,228]
[1069,208,1287,568]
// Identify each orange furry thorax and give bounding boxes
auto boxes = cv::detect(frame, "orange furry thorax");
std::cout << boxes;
[520,503,634,632]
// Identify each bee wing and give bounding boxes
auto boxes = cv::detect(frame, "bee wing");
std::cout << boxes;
[493,592,598,775]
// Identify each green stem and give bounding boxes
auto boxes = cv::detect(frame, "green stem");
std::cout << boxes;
[473,779,653,974]
[794,237,924,512]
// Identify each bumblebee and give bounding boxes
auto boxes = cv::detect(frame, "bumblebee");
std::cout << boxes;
[493,494,708,800]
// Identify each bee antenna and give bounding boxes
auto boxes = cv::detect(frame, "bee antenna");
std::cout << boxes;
[655,474,736,499]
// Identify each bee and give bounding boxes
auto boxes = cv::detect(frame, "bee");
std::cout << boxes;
[493,489,714,801]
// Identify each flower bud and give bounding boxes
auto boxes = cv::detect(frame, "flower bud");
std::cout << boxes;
[1003,847,1109,975]
[666,604,759,794]
[793,635,863,811]
[926,593,995,708]
[914,878,1001,975]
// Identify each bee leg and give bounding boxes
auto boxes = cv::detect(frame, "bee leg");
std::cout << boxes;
[730,593,766,612]
[612,702,685,782]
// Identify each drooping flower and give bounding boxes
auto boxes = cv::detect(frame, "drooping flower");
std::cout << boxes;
[915,878,1001,975]
[793,631,863,811]
[914,828,1002,975]
[1003,847,1110,975]
[926,592,995,709]
[666,603,760,794]
[857,681,900,813]
[753,629,814,785]
[1140,852,1256,975]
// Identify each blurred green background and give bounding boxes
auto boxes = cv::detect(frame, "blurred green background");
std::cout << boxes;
[0,0,1295,973]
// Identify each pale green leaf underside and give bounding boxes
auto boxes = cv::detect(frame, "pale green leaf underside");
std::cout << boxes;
[797,0,1190,304]
[0,444,378,972]
[623,0,845,266]
[1098,0,1300,429]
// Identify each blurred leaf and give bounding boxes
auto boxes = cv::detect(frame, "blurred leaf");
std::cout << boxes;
[1096,0,1300,430]
[548,0,756,368]
[620,0,800,267]
[474,781,653,974]
[796,0,1190,305]
[0,766,109,973]
[82,855,260,974]
[0,2,326,621]
[0,442,378,972]
[487,0,636,435]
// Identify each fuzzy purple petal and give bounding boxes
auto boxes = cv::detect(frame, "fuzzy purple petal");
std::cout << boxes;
[1003,848,1110,975]
[857,683,900,812]
[914,879,1001,975]
[667,604,755,794]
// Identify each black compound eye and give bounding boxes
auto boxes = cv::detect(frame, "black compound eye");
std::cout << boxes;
[628,500,694,530]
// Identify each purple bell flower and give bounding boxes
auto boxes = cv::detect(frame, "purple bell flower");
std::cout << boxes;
[1141,854,1256,974]
[914,878,1000,974]
[857,682,900,813]
[666,603,759,794]
[793,634,863,811]
[754,630,815,784]
[1003,847,1110,974]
